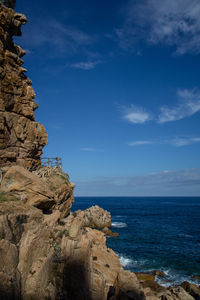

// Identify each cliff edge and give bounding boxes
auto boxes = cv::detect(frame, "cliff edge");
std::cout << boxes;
[0,2,48,170]
[0,3,200,300]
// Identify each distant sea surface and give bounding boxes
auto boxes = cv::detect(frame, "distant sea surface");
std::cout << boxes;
[73,197,200,286]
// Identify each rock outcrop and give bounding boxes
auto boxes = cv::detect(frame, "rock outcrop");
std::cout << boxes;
[1,165,200,300]
[0,2,48,170]
[1,165,75,216]
[0,166,145,300]
[0,3,200,300]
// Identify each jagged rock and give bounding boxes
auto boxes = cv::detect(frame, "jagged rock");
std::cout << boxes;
[1,165,56,210]
[0,178,197,300]
[114,269,145,300]
[135,272,155,282]
[0,239,19,299]
[1,166,75,217]
[167,286,195,300]
[0,202,56,299]
[142,280,166,295]
[68,213,84,238]
[0,3,197,300]
[0,198,143,300]
[0,3,48,169]
[77,204,111,228]
[152,270,166,278]
[102,226,119,237]
[181,281,200,300]
[35,166,75,218]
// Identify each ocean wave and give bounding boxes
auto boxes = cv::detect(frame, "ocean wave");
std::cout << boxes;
[117,255,199,288]
[112,222,127,228]
[155,268,199,287]
[118,254,148,269]
[119,256,133,267]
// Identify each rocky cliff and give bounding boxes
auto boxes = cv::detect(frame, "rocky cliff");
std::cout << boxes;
[0,2,48,170]
[0,3,200,300]
[1,165,200,300]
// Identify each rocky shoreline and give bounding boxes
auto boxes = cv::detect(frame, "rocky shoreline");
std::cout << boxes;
[0,165,200,300]
[0,3,200,300]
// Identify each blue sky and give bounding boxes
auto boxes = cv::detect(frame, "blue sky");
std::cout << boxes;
[15,0,200,196]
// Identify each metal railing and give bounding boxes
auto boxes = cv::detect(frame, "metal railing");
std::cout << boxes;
[41,157,62,169]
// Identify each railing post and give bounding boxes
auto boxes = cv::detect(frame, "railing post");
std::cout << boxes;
[41,157,62,169]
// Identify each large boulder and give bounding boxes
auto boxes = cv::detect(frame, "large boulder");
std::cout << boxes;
[1,166,75,217]
[181,282,200,300]
[79,205,111,228]
[35,166,75,218]
[167,286,195,300]
[1,165,55,210]
[0,202,56,300]
[114,269,145,300]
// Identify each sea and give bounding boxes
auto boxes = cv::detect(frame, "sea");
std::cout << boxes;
[72,197,200,287]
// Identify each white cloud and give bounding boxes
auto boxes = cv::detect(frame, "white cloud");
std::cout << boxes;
[117,0,200,55]
[128,140,153,146]
[169,137,200,147]
[158,88,200,123]
[120,104,152,124]
[119,88,200,125]
[71,60,102,70]
[128,136,200,147]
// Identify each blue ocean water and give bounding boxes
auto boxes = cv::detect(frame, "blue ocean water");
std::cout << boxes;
[73,197,200,286]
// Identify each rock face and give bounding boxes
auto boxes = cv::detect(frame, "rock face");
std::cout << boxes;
[0,3,48,170]
[0,166,145,300]
[0,4,200,300]
[1,165,74,216]
[1,166,200,300]
[76,205,111,228]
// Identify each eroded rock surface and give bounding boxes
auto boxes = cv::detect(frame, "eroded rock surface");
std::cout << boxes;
[0,166,144,300]
[1,166,199,300]
[0,3,48,170]
[1,165,74,216]
[0,3,200,300]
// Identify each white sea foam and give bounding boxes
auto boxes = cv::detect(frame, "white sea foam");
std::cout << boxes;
[116,253,197,288]
[119,255,133,267]
[112,222,127,228]
[154,268,198,287]
[118,254,148,269]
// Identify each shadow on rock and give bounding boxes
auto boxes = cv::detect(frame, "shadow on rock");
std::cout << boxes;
[59,260,92,300]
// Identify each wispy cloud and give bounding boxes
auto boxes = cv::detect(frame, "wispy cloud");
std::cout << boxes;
[119,104,152,124]
[20,19,96,57]
[74,168,200,196]
[158,88,200,123]
[128,140,153,146]
[169,137,200,147]
[118,88,200,125]
[128,136,200,147]
[70,60,102,70]
[116,0,200,55]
